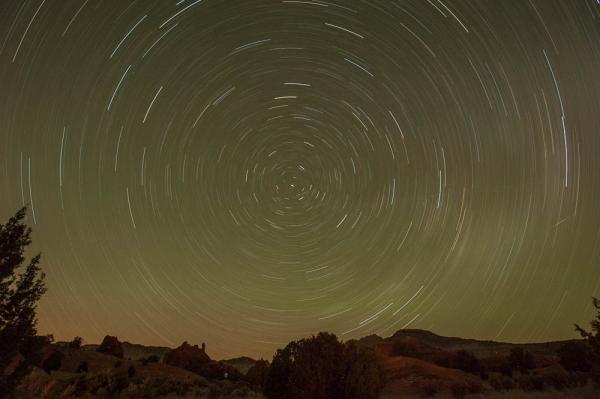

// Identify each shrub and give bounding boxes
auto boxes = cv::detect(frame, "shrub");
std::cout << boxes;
[467,380,484,394]
[42,350,63,373]
[392,341,422,358]
[140,354,160,365]
[419,382,438,397]
[451,350,481,375]
[431,352,452,368]
[74,375,87,395]
[264,332,382,399]
[575,298,600,368]
[544,370,569,390]
[107,370,129,394]
[570,372,589,387]
[246,359,269,388]
[342,342,383,399]
[76,361,88,373]
[489,374,514,391]
[518,374,545,391]
[69,336,83,349]
[507,347,534,373]
[498,359,513,377]
[450,382,468,398]
[558,341,592,372]
[192,360,243,380]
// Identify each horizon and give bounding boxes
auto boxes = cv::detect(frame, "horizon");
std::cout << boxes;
[45,326,586,361]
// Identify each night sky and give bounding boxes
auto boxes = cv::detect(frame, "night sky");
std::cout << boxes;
[1,0,600,360]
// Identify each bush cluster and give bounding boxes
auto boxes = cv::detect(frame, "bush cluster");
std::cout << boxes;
[263,332,382,399]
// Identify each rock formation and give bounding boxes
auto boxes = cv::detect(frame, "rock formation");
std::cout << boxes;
[96,335,124,358]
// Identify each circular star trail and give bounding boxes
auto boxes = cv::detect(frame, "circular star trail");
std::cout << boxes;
[1,0,600,359]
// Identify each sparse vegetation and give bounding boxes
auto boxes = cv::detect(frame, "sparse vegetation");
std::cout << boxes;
[507,347,535,374]
[451,350,482,375]
[419,381,439,397]
[489,373,514,391]
[76,361,88,373]
[449,380,484,397]
[518,374,546,391]
[140,354,160,365]
[41,349,63,373]
[69,336,83,349]
[3,208,599,399]
[392,340,423,358]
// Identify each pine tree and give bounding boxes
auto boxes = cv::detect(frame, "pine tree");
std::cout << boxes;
[575,297,600,366]
[0,207,46,395]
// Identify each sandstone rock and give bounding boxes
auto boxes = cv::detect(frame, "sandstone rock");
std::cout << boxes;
[97,336,124,358]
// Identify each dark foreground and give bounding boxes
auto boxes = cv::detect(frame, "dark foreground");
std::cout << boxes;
[11,329,600,398]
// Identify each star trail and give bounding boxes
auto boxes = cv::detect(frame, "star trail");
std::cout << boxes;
[1,0,600,360]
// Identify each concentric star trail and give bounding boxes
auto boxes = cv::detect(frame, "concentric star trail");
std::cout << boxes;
[1,0,599,360]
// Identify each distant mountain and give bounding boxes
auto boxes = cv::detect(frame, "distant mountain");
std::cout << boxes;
[360,329,580,358]
[222,356,259,374]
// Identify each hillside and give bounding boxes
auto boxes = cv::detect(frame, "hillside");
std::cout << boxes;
[386,329,579,357]
[15,330,598,398]
[369,330,595,398]
[16,341,263,398]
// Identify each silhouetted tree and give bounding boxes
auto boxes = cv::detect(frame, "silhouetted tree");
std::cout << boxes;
[575,297,600,384]
[0,207,46,395]
[69,336,83,349]
[342,342,382,399]
[575,297,600,366]
[246,359,270,388]
[507,347,534,374]
[264,332,382,399]
[265,332,346,399]
[264,341,295,399]
[452,350,481,375]
[557,341,592,372]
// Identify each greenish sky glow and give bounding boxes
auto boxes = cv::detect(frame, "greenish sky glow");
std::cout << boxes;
[1,0,599,360]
